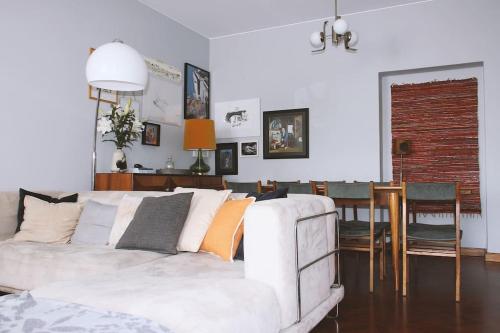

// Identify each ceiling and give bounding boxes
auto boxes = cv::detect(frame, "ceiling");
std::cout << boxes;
[138,0,429,39]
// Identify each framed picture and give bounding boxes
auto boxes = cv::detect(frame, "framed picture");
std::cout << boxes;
[214,98,260,138]
[184,63,210,119]
[263,108,309,159]
[142,122,161,146]
[215,143,238,175]
[240,141,258,158]
[87,48,118,104]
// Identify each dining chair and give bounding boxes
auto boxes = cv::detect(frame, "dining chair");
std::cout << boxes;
[223,180,262,194]
[403,182,462,301]
[324,181,390,292]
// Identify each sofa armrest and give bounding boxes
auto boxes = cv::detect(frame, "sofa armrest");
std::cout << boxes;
[244,194,338,329]
[0,192,20,241]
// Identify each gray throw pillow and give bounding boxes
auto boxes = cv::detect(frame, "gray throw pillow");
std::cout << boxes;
[116,193,193,254]
[71,200,118,246]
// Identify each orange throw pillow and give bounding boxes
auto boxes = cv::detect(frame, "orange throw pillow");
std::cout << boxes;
[200,197,255,261]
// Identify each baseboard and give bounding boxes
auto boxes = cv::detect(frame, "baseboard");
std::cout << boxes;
[461,247,486,257]
[485,252,500,263]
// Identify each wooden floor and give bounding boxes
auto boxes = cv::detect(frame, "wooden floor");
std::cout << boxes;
[1,253,499,332]
[313,252,500,333]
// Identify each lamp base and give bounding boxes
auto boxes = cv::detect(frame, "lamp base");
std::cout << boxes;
[190,149,210,175]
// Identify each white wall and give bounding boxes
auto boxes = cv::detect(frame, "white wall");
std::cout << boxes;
[0,0,209,192]
[210,0,500,252]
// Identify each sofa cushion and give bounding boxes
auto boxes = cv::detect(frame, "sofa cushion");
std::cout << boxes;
[200,197,255,261]
[14,196,83,244]
[0,241,166,291]
[71,200,118,246]
[173,188,231,252]
[108,195,144,247]
[116,193,193,254]
[17,188,78,232]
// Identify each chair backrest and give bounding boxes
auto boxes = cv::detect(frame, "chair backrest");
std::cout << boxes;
[269,180,300,191]
[406,182,457,201]
[287,183,313,194]
[224,180,262,193]
[325,182,371,199]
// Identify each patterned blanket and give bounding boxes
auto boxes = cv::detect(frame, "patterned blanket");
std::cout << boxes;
[0,292,172,333]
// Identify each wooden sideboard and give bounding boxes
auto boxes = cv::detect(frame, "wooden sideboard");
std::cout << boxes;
[95,173,224,191]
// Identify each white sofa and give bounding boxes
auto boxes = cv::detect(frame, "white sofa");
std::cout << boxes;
[0,190,344,333]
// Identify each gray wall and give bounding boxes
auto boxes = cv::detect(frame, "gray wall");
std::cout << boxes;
[210,0,500,252]
[0,0,209,192]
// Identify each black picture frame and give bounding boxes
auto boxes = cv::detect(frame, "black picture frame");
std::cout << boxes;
[215,143,238,175]
[263,108,309,159]
[184,63,210,119]
[142,122,161,146]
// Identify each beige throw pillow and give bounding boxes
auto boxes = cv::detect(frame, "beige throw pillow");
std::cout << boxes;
[13,196,83,244]
[173,187,231,252]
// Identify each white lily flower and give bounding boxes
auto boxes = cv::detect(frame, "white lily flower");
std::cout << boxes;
[97,117,113,134]
[123,98,132,115]
[132,120,144,133]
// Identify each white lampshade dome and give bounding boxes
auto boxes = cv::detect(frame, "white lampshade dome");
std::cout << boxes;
[333,18,348,35]
[348,31,358,47]
[86,42,148,92]
[309,31,324,48]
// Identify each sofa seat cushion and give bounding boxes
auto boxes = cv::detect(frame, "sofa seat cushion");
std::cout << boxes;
[0,240,166,291]
[31,253,281,333]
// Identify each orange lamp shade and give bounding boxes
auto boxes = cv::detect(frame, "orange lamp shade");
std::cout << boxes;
[183,119,216,150]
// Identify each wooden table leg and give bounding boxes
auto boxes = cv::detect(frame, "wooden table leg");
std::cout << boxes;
[389,192,400,291]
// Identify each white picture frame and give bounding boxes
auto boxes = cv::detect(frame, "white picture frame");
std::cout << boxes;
[214,98,261,138]
[239,141,259,158]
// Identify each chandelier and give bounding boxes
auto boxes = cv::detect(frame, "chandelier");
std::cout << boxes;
[310,0,358,53]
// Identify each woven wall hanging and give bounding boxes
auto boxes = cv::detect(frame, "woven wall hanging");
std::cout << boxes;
[391,78,480,214]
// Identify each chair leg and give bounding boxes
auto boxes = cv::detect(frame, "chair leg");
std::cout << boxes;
[403,253,408,297]
[456,251,461,302]
[370,244,374,293]
[379,231,386,281]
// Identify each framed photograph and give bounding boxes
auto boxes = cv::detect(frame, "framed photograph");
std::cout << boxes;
[214,98,260,138]
[184,63,210,119]
[142,122,161,146]
[215,143,238,175]
[263,108,309,159]
[240,141,258,157]
[87,48,118,104]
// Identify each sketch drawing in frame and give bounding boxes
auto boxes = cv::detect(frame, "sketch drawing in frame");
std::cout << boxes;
[214,98,260,138]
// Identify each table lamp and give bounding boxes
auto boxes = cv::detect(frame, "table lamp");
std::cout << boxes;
[184,119,216,174]
[86,40,148,189]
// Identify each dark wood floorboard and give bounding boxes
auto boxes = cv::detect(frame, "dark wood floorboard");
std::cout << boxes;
[313,252,500,333]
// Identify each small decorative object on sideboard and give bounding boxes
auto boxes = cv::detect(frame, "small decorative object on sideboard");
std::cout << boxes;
[97,98,144,172]
[215,142,238,175]
[142,122,161,146]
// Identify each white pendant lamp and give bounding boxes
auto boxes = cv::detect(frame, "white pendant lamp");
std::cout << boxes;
[86,40,148,189]
[309,0,358,53]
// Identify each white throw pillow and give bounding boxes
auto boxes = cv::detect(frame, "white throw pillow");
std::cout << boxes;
[107,195,143,247]
[173,187,231,252]
[13,196,83,244]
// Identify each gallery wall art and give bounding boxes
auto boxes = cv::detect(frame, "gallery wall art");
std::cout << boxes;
[184,63,210,119]
[263,108,309,159]
[214,98,260,138]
